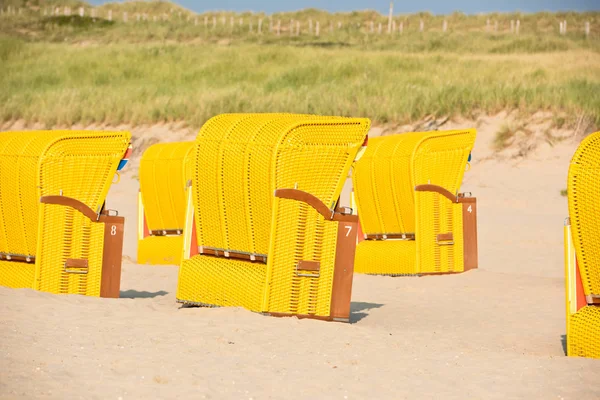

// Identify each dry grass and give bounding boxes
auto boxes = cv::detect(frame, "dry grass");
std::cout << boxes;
[0,4,599,127]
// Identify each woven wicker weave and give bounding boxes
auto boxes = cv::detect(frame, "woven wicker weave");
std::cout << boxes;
[177,114,370,318]
[568,131,600,296]
[138,142,194,265]
[353,129,476,275]
[568,306,600,358]
[0,130,130,295]
[565,130,600,358]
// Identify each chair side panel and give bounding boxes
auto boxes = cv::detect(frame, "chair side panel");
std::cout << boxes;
[34,132,130,295]
[568,131,600,296]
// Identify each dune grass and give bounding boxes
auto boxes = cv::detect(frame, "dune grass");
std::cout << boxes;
[0,5,599,127]
[1,37,598,128]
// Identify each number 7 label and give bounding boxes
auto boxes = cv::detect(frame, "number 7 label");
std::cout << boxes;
[344,225,353,237]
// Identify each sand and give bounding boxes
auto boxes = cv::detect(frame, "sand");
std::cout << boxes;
[1,116,599,399]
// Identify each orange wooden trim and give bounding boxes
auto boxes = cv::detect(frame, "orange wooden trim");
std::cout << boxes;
[65,258,88,268]
[576,259,587,311]
[329,220,357,322]
[457,197,476,204]
[437,233,454,242]
[298,260,320,272]
[150,229,183,236]
[99,215,124,298]
[189,217,199,258]
[40,195,98,221]
[365,233,415,240]
[357,216,364,244]
[586,295,600,305]
[0,253,35,263]
[461,197,478,271]
[197,247,267,263]
[143,213,150,239]
[274,188,358,223]
[414,184,457,203]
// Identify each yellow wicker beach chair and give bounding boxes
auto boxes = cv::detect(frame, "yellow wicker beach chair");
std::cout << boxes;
[138,142,194,265]
[564,131,600,359]
[352,129,477,275]
[0,130,131,297]
[176,113,370,322]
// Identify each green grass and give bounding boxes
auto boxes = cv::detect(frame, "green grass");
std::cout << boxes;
[0,4,599,127]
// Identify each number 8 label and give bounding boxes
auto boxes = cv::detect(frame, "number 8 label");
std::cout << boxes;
[111,225,117,236]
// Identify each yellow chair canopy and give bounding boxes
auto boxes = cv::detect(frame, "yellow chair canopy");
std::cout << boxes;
[0,130,130,294]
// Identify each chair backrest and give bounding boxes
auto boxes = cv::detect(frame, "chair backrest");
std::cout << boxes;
[353,129,476,236]
[191,114,370,258]
[139,142,194,233]
[568,131,600,297]
[0,131,130,259]
[0,131,131,292]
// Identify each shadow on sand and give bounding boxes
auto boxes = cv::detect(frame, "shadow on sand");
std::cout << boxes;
[350,302,384,323]
[120,290,169,299]
[561,334,567,355]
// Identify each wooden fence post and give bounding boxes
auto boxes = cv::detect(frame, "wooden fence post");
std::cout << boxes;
[387,1,393,34]
[585,21,590,38]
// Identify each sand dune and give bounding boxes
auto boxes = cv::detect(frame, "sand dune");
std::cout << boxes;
[1,119,599,399]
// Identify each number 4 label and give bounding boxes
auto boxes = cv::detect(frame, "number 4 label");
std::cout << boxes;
[467,205,473,214]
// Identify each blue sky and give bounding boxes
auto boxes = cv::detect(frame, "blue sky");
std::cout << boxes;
[88,1,600,14]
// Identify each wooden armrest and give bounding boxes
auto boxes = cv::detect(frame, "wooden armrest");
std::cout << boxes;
[414,184,458,203]
[274,189,358,223]
[40,195,99,221]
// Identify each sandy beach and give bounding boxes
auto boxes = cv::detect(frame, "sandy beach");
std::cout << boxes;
[1,117,599,399]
